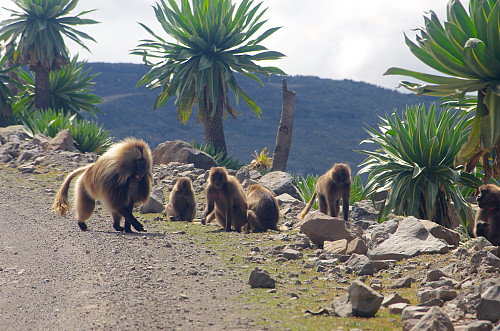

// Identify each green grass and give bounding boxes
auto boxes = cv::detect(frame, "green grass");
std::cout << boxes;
[141,216,413,330]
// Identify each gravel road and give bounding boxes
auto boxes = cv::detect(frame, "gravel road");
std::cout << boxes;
[0,166,258,330]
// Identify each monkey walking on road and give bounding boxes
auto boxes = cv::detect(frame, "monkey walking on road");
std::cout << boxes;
[53,138,153,233]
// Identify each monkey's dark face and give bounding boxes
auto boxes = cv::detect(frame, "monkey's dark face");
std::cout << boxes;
[477,186,499,210]
[210,168,227,189]
[133,158,147,181]
[332,165,351,186]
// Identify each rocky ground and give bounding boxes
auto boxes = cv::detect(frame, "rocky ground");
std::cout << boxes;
[1,126,500,331]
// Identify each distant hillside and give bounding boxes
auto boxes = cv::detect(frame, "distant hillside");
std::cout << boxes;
[86,62,437,176]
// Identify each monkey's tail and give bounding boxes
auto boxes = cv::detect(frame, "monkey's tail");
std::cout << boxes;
[53,164,92,216]
[299,191,317,219]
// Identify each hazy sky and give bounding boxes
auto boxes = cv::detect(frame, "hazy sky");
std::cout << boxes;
[0,0,451,90]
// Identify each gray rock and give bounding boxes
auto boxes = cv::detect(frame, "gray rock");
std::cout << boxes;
[275,193,305,208]
[282,248,303,260]
[330,294,352,317]
[388,302,410,315]
[16,150,34,165]
[365,219,399,249]
[391,276,416,289]
[47,129,73,151]
[348,280,384,317]
[382,293,411,307]
[468,237,495,252]
[426,269,447,282]
[18,163,35,173]
[0,141,20,159]
[464,320,494,331]
[139,187,165,214]
[409,306,453,331]
[425,278,458,289]
[372,260,396,272]
[152,140,217,170]
[350,200,379,224]
[248,267,275,288]
[0,125,25,144]
[346,237,368,255]
[476,285,500,323]
[417,287,457,304]
[323,239,348,255]
[258,171,299,199]
[401,306,431,331]
[0,153,13,163]
[471,251,500,270]
[368,216,449,261]
[32,133,50,147]
[249,169,262,181]
[241,178,259,189]
[235,165,250,183]
[299,212,356,246]
[420,219,460,247]
[345,253,374,276]
[353,219,378,230]
[419,298,444,307]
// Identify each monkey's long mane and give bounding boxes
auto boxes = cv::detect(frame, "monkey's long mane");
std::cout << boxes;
[86,138,153,209]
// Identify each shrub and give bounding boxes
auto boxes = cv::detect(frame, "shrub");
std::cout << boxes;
[357,104,482,228]
[70,119,113,154]
[16,108,74,138]
[293,174,319,210]
[14,108,113,154]
[249,147,272,172]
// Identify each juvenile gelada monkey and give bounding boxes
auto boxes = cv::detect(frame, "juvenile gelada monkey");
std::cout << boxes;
[53,137,152,233]
[201,167,248,232]
[165,176,196,222]
[474,184,500,246]
[300,163,351,220]
[246,184,279,232]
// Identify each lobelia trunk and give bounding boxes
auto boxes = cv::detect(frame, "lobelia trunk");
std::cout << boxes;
[202,86,227,157]
[32,64,51,110]
[271,78,296,172]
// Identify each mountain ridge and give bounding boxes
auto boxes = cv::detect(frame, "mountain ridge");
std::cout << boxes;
[86,62,437,176]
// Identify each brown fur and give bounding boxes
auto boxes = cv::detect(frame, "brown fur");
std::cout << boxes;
[246,184,279,232]
[53,137,153,232]
[474,184,500,246]
[201,167,248,232]
[299,163,351,220]
[165,177,196,222]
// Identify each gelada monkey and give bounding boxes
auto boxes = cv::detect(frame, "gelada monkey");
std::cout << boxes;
[53,138,152,233]
[201,167,248,232]
[474,184,500,246]
[300,163,351,220]
[165,176,196,222]
[246,184,279,232]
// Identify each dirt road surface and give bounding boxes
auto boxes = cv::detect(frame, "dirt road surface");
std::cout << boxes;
[0,167,259,330]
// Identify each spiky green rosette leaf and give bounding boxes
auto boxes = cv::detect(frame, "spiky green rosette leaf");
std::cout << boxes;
[132,0,285,123]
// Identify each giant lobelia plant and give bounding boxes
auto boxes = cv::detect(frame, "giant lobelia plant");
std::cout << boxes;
[358,104,482,228]
[132,0,285,155]
[385,0,500,182]
[0,0,98,110]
